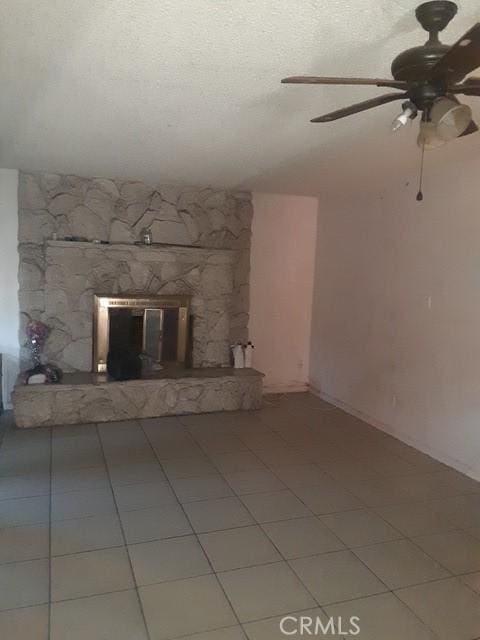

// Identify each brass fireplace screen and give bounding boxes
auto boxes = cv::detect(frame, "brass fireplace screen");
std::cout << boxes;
[93,294,190,373]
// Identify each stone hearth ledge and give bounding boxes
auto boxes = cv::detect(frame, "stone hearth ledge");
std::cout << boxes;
[12,368,264,428]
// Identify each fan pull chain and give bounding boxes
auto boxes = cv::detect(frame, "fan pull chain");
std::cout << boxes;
[416,112,427,201]
[416,139,425,201]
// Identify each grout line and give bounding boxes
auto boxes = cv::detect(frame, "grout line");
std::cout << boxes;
[95,423,153,640]
[138,419,245,632]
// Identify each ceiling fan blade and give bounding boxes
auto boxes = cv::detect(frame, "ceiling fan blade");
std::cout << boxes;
[310,93,408,123]
[460,119,479,137]
[430,23,480,80]
[281,76,407,89]
[451,86,480,96]
[451,76,480,95]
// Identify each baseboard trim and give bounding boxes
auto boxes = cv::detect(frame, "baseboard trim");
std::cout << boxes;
[263,382,309,394]
[309,385,480,482]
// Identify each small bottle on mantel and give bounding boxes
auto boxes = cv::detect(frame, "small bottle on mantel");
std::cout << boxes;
[141,227,152,245]
[244,341,254,368]
[233,343,245,369]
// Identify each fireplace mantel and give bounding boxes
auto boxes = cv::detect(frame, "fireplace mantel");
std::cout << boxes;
[46,239,237,262]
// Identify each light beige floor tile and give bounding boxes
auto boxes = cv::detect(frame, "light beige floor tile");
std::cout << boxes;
[210,451,266,474]
[52,466,110,493]
[396,577,480,640]
[140,574,236,640]
[129,535,211,585]
[218,561,315,622]
[0,558,49,610]
[197,434,249,454]
[199,525,281,571]
[240,490,312,523]
[254,447,307,468]
[140,415,183,432]
[366,452,418,478]
[171,474,233,502]
[97,419,141,434]
[290,550,387,605]
[0,445,50,476]
[292,482,363,514]
[180,626,247,639]
[184,496,254,533]
[0,523,49,563]
[162,456,219,479]
[103,446,157,466]
[320,509,402,547]
[243,608,339,640]
[51,488,116,520]
[52,436,102,457]
[238,431,286,450]
[354,539,450,589]
[0,604,48,640]
[51,513,124,555]
[120,504,192,543]
[52,423,97,439]
[375,502,459,537]
[427,468,480,495]
[431,494,480,529]
[113,481,177,511]
[0,495,49,527]
[51,547,134,601]
[223,469,286,495]
[270,464,328,489]
[108,461,166,486]
[262,516,344,559]
[152,441,204,461]
[461,571,480,593]
[413,531,480,574]
[51,589,148,640]
[347,478,412,507]
[0,472,50,500]
[52,448,104,472]
[178,413,225,428]
[325,593,437,639]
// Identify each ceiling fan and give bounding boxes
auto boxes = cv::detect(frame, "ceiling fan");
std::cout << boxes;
[282,1,480,147]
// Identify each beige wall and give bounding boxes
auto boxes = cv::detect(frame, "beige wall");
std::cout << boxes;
[0,169,19,407]
[310,159,480,481]
[250,193,318,393]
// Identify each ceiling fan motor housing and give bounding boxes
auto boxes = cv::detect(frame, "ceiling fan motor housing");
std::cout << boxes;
[391,1,458,82]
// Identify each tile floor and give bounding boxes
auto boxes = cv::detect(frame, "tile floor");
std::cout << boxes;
[0,393,480,639]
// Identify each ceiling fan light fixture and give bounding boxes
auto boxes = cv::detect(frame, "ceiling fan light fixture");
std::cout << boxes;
[417,121,447,149]
[391,101,418,132]
[430,97,472,140]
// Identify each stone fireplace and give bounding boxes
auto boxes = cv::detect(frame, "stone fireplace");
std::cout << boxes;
[13,171,263,427]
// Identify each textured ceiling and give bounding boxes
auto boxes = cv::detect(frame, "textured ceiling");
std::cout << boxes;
[1,0,480,195]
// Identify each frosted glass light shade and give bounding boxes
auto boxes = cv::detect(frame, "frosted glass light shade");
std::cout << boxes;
[417,121,447,150]
[430,98,472,141]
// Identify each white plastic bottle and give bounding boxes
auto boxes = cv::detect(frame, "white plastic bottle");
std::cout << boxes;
[244,341,254,368]
[233,343,245,368]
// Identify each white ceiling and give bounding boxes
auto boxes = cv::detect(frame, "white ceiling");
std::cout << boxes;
[1,0,480,195]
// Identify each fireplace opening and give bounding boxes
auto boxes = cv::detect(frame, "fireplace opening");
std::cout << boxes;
[94,295,191,375]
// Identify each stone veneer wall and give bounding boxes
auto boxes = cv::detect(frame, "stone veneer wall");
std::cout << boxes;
[18,172,252,371]
[44,241,237,371]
